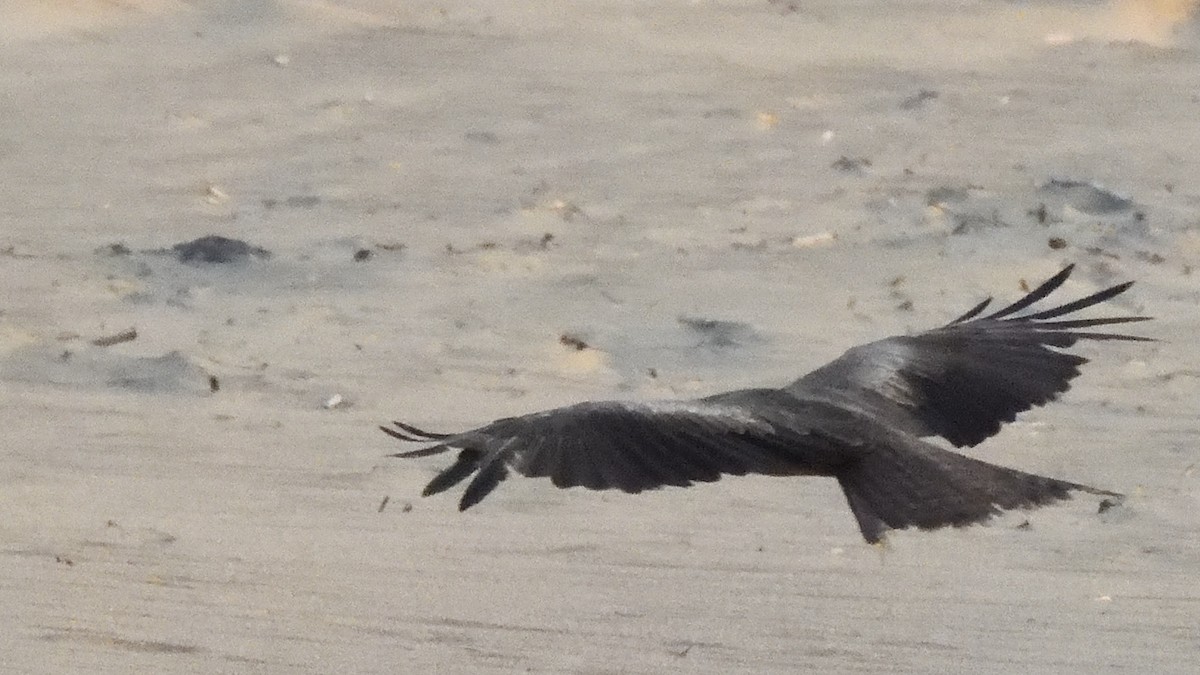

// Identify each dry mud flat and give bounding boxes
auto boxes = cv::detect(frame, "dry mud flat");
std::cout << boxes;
[2,1,1199,673]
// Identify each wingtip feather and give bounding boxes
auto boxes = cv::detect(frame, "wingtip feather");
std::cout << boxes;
[459,461,508,510]
[390,444,453,459]
[380,425,422,442]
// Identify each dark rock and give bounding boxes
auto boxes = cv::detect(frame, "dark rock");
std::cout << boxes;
[172,235,271,264]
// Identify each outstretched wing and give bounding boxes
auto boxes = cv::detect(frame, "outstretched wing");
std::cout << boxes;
[381,393,857,511]
[786,264,1151,448]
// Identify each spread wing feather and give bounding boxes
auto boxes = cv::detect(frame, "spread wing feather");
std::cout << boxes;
[383,397,851,511]
[787,264,1150,447]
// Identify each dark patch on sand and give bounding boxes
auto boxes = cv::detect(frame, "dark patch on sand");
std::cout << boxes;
[171,235,272,264]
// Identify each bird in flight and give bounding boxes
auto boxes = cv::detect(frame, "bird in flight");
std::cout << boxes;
[382,265,1149,543]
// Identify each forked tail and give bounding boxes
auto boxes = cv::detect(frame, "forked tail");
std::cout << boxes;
[835,440,1119,543]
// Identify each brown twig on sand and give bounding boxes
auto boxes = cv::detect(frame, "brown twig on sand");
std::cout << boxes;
[90,328,138,347]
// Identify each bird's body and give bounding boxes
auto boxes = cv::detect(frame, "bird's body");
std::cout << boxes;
[384,265,1148,543]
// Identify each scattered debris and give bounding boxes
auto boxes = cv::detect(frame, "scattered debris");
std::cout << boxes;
[208,375,220,393]
[401,502,413,513]
[446,240,510,255]
[1134,250,1165,264]
[324,393,348,410]
[1048,237,1068,250]
[353,248,373,262]
[831,156,871,173]
[272,53,290,67]
[54,554,75,567]
[378,496,390,513]
[172,235,271,264]
[647,368,658,379]
[896,299,914,312]
[1015,519,1032,530]
[559,333,590,351]
[91,328,138,347]
[1098,499,1119,514]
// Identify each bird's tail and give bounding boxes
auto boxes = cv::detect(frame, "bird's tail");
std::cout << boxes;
[834,440,1119,543]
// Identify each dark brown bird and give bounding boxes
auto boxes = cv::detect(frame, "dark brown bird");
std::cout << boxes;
[383,265,1149,543]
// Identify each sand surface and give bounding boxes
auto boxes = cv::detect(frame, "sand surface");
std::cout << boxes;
[2,1,1199,672]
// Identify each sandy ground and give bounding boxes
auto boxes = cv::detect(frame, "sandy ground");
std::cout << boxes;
[2,1,1199,672]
